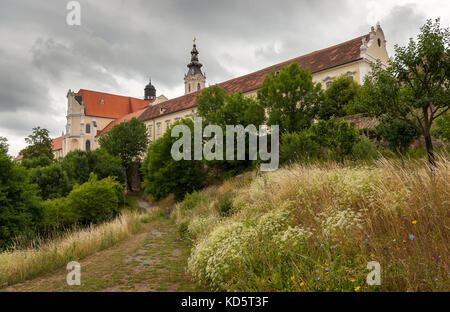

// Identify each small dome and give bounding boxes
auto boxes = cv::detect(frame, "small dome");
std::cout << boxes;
[144,78,156,100]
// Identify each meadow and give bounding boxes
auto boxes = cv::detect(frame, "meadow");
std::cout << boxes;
[173,157,449,292]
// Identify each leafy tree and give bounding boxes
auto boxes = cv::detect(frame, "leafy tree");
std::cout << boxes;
[21,155,53,169]
[0,136,8,155]
[20,127,54,160]
[99,118,148,189]
[41,197,79,230]
[62,149,125,185]
[350,135,379,161]
[141,119,205,201]
[0,153,43,249]
[310,118,360,164]
[29,163,72,200]
[377,118,420,167]
[258,63,324,133]
[196,86,265,176]
[431,111,450,142]
[319,75,360,119]
[355,19,450,166]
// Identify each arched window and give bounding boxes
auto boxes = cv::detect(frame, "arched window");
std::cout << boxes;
[85,140,91,151]
[86,123,91,134]
[197,83,201,91]
[377,38,381,47]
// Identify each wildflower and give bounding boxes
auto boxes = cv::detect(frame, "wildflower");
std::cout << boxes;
[370,253,375,258]
[403,240,407,243]
[409,187,413,190]
[332,245,337,249]
[412,171,416,175]
[412,220,417,225]
[300,282,304,287]
[350,278,356,283]
[317,277,321,281]
[315,270,319,274]
[291,276,295,281]
[325,267,330,272]
[409,234,415,241]
[355,286,361,292]
[320,243,324,247]
[365,238,369,242]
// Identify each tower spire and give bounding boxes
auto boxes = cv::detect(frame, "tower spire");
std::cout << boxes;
[184,38,206,94]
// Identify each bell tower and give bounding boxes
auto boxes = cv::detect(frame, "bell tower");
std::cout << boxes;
[184,38,206,94]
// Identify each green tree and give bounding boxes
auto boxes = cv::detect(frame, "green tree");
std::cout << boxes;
[29,163,72,200]
[355,19,450,166]
[141,119,205,201]
[20,127,54,160]
[21,155,53,169]
[0,137,8,155]
[61,149,125,185]
[257,63,323,133]
[310,118,360,164]
[431,111,450,142]
[377,118,420,167]
[319,75,360,119]
[196,86,265,177]
[99,118,148,190]
[0,153,43,249]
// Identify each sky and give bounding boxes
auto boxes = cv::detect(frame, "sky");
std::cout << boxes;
[0,0,449,157]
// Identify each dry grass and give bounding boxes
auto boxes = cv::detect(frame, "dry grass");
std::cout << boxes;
[174,156,450,291]
[0,212,142,287]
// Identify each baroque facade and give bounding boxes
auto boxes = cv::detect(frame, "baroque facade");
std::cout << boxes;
[51,24,388,159]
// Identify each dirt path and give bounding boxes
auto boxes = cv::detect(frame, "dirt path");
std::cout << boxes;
[3,201,205,292]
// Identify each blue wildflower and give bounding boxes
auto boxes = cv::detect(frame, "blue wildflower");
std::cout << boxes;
[325,267,330,272]
[409,234,414,241]
[317,277,320,281]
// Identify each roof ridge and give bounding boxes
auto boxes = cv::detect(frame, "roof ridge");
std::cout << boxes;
[77,88,150,102]
[217,33,368,86]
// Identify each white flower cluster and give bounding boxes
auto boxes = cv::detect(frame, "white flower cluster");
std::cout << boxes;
[187,215,219,240]
[319,207,364,237]
[273,226,313,249]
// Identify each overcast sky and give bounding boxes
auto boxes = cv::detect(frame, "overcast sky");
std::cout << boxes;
[0,0,449,156]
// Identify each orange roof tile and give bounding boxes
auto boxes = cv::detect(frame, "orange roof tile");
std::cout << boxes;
[75,89,152,119]
[51,136,63,151]
[96,108,148,137]
[139,33,369,122]
[13,154,23,162]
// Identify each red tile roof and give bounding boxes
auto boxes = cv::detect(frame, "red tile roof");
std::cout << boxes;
[75,89,152,119]
[52,136,63,151]
[96,108,148,137]
[139,33,369,122]
[13,154,23,162]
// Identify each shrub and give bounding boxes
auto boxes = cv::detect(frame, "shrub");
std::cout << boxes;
[180,191,203,212]
[66,173,123,224]
[280,131,320,163]
[350,136,379,161]
[41,197,79,229]
[215,195,233,217]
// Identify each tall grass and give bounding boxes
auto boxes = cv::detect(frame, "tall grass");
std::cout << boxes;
[173,156,449,291]
[0,212,142,287]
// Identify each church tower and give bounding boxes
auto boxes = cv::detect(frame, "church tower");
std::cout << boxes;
[144,78,156,100]
[184,38,206,94]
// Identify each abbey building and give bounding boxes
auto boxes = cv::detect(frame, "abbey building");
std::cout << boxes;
[50,24,389,159]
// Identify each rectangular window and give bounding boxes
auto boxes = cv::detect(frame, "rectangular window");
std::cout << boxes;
[156,123,161,136]
[147,124,152,137]
[165,120,171,131]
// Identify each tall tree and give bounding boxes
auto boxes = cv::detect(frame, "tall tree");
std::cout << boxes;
[99,118,148,189]
[0,136,8,155]
[257,63,324,133]
[319,75,360,120]
[355,19,450,166]
[20,127,54,160]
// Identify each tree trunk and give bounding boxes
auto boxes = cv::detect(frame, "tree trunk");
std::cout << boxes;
[424,133,435,168]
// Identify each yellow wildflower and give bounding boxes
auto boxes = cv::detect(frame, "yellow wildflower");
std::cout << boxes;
[412,220,417,225]
[355,286,361,292]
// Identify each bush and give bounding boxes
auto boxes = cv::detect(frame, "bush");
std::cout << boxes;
[67,173,123,224]
[180,191,203,212]
[41,197,79,229]
[350,136,379,161]
[215,194,233,217]
[280,131,321,163]
[29,163,72,200]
